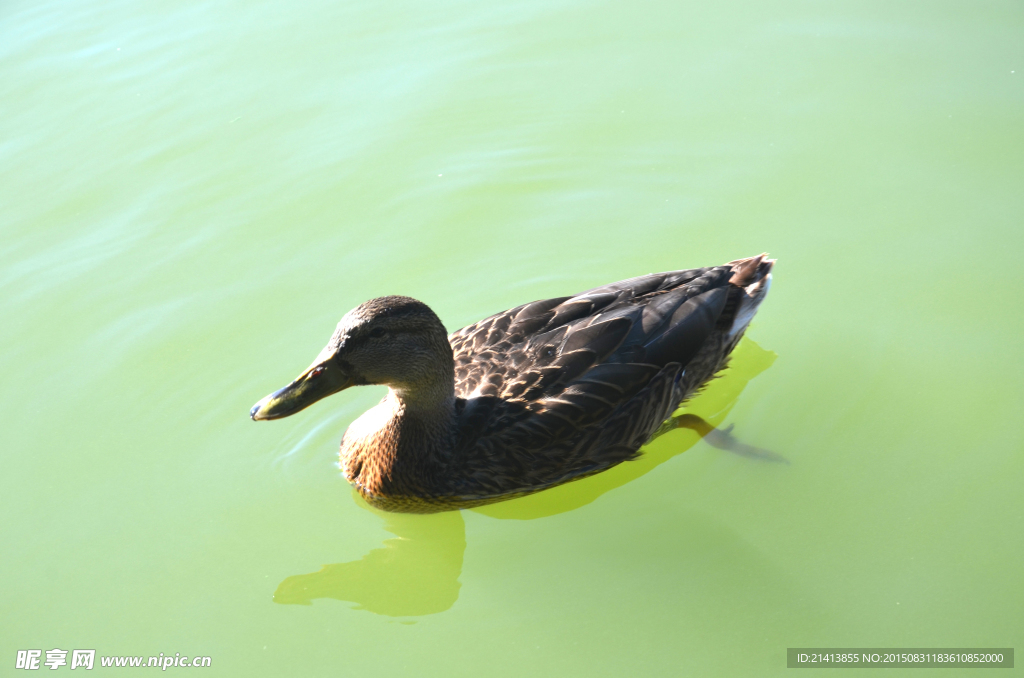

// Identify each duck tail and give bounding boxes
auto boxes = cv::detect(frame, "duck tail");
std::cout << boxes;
[722,254,774,338]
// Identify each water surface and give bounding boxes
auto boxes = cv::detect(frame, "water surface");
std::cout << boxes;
[2,0,1022,675]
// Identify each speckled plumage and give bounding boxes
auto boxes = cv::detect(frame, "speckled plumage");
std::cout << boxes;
[252,255,773,513]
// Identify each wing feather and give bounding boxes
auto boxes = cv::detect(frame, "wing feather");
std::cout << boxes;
[446,264,744,496]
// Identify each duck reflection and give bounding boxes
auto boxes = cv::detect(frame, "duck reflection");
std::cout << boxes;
[273,507,465,615]
[274,337,776,616]
[474,336,779,520]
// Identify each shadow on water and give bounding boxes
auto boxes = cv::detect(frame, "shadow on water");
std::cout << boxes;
[274,506,465,615]
[274,337,776,617]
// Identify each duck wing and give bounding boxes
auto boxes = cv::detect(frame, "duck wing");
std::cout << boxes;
[449,266,731,402]
[445,265,746,496]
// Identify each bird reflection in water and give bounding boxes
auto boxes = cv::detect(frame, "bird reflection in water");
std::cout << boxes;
[274,337,777,617]
[274,506,464,616]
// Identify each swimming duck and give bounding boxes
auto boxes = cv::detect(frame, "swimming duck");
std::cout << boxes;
[251,254,773,512]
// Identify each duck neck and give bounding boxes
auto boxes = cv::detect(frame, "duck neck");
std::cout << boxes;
[390,370,456,418]
[391,361,457,449]
[387,331,459,453]
[344,366,457,497]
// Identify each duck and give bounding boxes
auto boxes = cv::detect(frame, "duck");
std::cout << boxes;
[251,254,774,513]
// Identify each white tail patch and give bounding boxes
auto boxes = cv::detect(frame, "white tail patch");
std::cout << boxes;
[729,272,772,338]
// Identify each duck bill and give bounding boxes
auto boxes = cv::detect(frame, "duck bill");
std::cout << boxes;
[250,361,353,421]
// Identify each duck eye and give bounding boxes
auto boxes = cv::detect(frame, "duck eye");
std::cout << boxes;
[368,327,387,339]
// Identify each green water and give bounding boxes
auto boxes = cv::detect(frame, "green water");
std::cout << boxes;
[2,0,1022,674]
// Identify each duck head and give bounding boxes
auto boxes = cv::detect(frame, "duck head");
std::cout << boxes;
[250,295,453,421]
